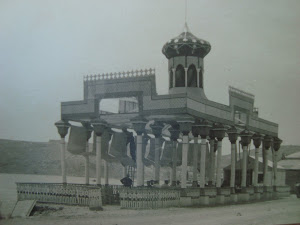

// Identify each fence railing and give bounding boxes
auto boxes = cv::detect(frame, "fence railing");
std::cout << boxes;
[102,185,124,204]
[119,187,181,209]
[16,183,102,207]
[16,183,291,209]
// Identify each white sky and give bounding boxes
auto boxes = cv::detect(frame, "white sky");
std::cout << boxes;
[0,0,299,154]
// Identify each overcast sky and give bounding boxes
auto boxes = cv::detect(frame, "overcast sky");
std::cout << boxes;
[0,0,299,153]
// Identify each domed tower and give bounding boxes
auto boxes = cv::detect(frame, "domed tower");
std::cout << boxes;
[162,23,211,98]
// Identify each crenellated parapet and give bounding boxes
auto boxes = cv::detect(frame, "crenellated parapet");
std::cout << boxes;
[83,68,155,82]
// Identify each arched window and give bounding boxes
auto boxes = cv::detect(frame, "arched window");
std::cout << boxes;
[169,70,173,88]
[175,65,185,87]
[199,69,203,88]
[187,64,197,87]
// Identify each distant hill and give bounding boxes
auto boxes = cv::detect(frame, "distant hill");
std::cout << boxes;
[0,139,120,178]
[0,139,155,180]
[1,139,299,180]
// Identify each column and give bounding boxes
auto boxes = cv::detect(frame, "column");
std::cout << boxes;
[123,166,127,178]
[252,133,262,186]
[241,145,248,188]
[199,138,207,188]
[216,141,222,188]
[91,118,108,186]
[196,68,200,87]
[150,121,164,184]
[104,160,109,185]
[273,149,277,186]
[227,126,238,193]
[208,131,216,186]
[273,137,282,187]
[184,68,188,87]
[230,143,236,189]
[212,123,226,188]
[172,68,176,88]
[198,120,211,188]
[132,116,147,186]
[141,135,149,184]
[169,125,180,186]
[82,122,93,185]
[192,124,200,187]
[55,120,71,184]
[240,129,252,189]
[263,135,272,187]
[178,118,193,188]
[84,148,90,185]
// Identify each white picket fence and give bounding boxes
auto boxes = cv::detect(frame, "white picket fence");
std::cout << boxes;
[119,187,181,209]
[16,183,102,207]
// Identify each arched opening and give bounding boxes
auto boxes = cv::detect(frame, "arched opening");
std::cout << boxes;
[199,69,203,88]
[169,70,173,88]
[187,64,197,87]
[175,65,185,87]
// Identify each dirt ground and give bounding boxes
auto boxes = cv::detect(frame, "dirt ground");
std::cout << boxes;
[1,174,300,225]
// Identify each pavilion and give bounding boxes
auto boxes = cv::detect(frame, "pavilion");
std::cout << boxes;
[17,23,290,209]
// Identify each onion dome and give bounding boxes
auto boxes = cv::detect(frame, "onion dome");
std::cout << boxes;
[162,23,211,59]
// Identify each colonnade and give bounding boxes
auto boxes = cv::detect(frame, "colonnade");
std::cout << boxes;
[55,118,282,190]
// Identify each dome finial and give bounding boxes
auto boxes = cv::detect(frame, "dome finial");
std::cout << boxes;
[183,22,191,33]
[183,0,191,35]
[185,0,187,24]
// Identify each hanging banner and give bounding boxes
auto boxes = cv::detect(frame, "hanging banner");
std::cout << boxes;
[160,140,173,167]
[67,126,87,155]
[109,132,127,158]
[101,131,117,162]
[146,138,155,162]
[142,136,153,167]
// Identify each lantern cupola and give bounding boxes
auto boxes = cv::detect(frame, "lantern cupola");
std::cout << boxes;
[162,23,211,97]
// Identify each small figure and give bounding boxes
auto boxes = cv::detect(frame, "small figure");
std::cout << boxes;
[161,180,170,188]
[147,180,152,187]
[152,180,160,188]
[120,174,133,187]
[147,180,154,187]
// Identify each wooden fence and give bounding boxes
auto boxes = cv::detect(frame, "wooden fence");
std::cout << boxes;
[16,183,102,207]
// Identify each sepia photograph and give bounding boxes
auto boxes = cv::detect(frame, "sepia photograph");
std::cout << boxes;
[0,0,300,224]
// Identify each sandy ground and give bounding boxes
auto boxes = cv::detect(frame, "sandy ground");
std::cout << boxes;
[1,173,300,225]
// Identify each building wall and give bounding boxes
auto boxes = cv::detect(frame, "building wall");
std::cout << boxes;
[285,170,300,193]
[224,169,286,187]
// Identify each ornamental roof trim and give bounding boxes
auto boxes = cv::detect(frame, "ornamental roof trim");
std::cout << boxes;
[84,68,155,82]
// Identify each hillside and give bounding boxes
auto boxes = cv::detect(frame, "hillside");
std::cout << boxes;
[0,139,156,180]
[0,139,120,178]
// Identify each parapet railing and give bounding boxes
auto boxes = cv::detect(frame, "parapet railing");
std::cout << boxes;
[228,86,255,100]
[119,187,181,209]
[84,68,155,81]
[16,182,102,206]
